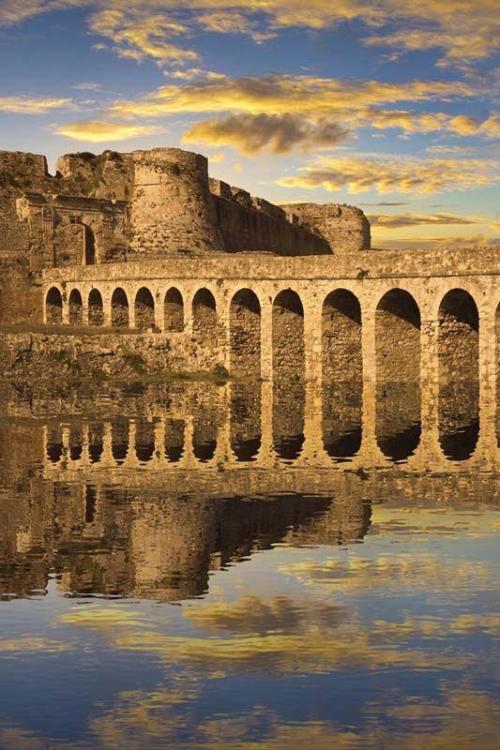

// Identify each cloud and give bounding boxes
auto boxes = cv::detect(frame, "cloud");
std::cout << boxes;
[277,154,498,194]
[1,0,498,71]
[0,96,73,114]
[184,113,349,154]
[107,74,476,121]
[368,212,480,228]
[87,8,198,65]
[55,119,162,142]
[72,82,103,91]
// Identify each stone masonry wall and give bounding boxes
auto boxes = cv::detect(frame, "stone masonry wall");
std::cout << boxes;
[210,179,330,256]
[280,202,371,252]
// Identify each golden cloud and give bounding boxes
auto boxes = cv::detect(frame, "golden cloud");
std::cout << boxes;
[368,212,480,228]
[277,155,498,194]
[107,74,476,121]
[2,1,498,71]
[55,119,162,142]
[184,113,349,154]
[0,96,73,114]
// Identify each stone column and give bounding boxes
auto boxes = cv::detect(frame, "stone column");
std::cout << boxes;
[359,296,384,467]
[102,294,112,328]
[476,298,497,468]
[154,292,164,332]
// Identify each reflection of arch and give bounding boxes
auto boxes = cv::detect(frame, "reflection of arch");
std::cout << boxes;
[165,419,185,462]
[69,425,83,461]
[230,382,262,461]
[88,289,104,327]
[135,287,155,331]
[230,288,261,377]
[164,288,184,332]
[112,420,129,464]
[322,289,362,461]
[46,423,63,463]
[68,289,83,326]
[438,289,479,461]
[376,289,421,462]
[135,420,155,462]
[111,288,129,328]
[272,289,305,461]
[46,287,63,325]
[88,422,104,463]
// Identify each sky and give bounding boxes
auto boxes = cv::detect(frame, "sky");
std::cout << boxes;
[0,0,499,248]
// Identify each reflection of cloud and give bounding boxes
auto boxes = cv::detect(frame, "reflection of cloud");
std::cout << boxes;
[3,687,500,750]
[55,120,161,142]
[61,598,470,676]
[60,607,149,628]
[0,637,71,655]
[184,594,344,634]
[277,155,498,194]
[281,553,494,594]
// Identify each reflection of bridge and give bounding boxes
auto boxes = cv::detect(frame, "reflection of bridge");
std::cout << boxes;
[40,380,499,482]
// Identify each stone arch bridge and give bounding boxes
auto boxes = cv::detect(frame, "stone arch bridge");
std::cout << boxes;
[42,247,499,471]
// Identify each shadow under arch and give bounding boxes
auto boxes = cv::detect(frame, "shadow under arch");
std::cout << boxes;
[111,288,129,328]
[46,287,63,325]
[88,289,104,327]
[135,287,155,331]
[68,289,83,326]
[272,289,305,461]
[376,288,422,463]
[193,288,218,365]
[230,288,261,378]
[438,288,479,461]
[164,287,184,332]
[322,289,362,462]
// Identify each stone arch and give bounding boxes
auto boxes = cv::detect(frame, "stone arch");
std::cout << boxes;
[164,287,184,332]
[54,222,96,267]
[322,289,362,461]
[376,288,421,462]
[438,288,479,460]
[230,288,261,377]
[111,288,129,328]
[68,289,83,326]
[135,287,155,331]
[272,289,305,460]
[46,287,63,325]
[88,289,104,327]
[193,288,218,365]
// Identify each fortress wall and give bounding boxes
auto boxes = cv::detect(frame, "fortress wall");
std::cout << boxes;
[210,179,330,256]
[129,149,224,256]
[280,203,371,252]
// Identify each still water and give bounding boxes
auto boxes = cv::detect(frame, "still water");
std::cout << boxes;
[0,380,498,749]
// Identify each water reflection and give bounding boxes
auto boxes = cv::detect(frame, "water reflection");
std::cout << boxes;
[323,382,362,461]
[439,383,480,461]
[0,380,498,750]
[376,384,422,463]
